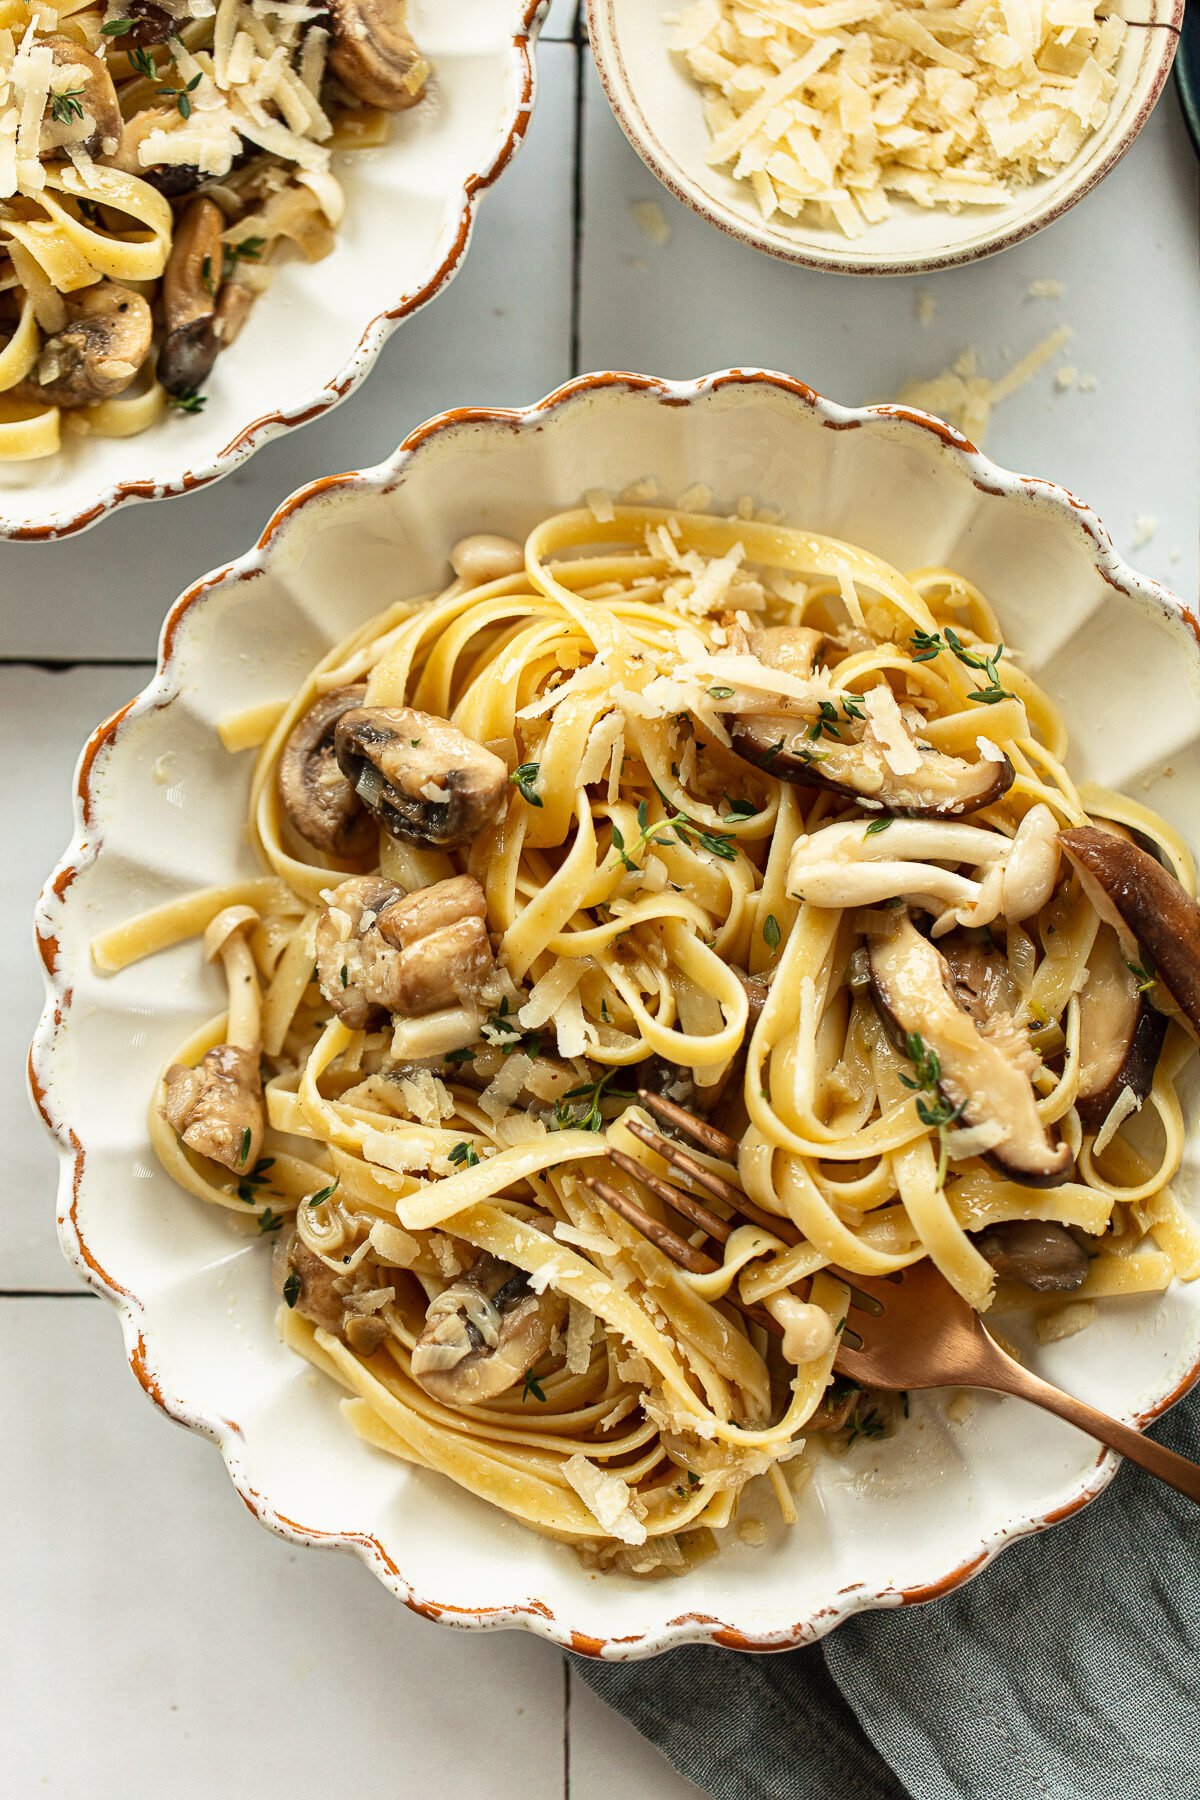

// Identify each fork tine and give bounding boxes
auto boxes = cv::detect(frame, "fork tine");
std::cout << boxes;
[580,1174,783,1338]
[578,1174,720,1275]
[605,1145,734,1244]
[637,1090,738,1161]
[626,1119,803,1249]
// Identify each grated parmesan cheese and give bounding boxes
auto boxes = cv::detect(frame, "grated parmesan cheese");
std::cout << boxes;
[563,1454,647,1545]
[670,0,1125,237]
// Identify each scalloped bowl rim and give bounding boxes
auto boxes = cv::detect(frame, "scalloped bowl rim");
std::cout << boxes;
[585,0,1184,276]
[30,367,1200,1658]
[0,0,545,542]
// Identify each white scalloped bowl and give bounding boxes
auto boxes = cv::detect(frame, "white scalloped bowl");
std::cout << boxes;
[587,0,1182,276]
[32,370,1200,1658]
[0,0,543,541]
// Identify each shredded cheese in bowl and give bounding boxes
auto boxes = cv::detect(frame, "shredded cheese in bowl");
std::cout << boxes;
[668,0,1126,239]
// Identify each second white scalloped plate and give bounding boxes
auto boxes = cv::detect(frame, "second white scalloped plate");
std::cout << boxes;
[0,0,545,540]
[32,369,1200,1657]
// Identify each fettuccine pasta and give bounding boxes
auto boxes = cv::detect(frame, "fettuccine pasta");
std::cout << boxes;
[99,500,1200,1572]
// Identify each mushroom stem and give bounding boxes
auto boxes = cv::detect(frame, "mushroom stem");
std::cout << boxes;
[203,906,262,1051]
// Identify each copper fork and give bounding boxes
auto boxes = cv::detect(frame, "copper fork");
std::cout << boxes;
[580,1090,1200,1506]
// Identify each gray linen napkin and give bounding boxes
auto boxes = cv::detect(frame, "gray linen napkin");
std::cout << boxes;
[577,1389,1200,1800]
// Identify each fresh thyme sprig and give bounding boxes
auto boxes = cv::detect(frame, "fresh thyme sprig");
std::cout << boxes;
[235,1155,274,1205]
[909,627,1014,705]
[158,69,201,119]
[522,1368,547,1403]
[223,236,265,280]
[49,89,85,125]
[610,796,737,872]
[1126,956,1155,994]
[447,1141,480,1169]
[552,1067,636,1132]
[898,1030,965,1188]
[167,386,206,414]
[511,762,543,807]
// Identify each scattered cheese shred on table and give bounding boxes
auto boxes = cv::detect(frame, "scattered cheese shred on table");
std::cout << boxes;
[667,0,1126,238]
[895,324,1072,444]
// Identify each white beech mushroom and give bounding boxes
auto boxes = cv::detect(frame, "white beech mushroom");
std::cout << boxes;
[278,684,376,858]
[866,908,1072,1187]
[1060,826,1200,1040]
[788,805,1060,936]
[333,706,508,849]
[410,1238,567,1405]
[163,906,265,1172]
[315,873,493,1030]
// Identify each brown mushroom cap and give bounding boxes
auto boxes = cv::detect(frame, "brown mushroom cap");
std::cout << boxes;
[158,197,224,397]
[867,909,1073,1187]
[972,1220,1090,1292]
[279,684,377,858]
[1059,826,1200,1041]
[334,706,508,849]
[1076,923,1166,1133]
[327,0,428,110]
[14,282,153,409]
[41,36,122,158]
[730,713,1014,818]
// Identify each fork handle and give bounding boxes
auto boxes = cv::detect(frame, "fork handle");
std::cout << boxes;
[986,1360,1200,1505]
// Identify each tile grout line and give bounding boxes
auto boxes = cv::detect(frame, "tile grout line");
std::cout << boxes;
[568,31,586,377]
[0,657,156,672]
[0,1289,99,1300]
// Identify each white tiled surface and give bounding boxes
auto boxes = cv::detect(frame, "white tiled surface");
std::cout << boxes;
[2,6,1196,1793]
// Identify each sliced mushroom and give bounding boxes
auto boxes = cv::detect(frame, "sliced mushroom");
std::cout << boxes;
[788,806,1060,935]
[103,103,206,196]
[328,0,428,110]
[746,625,826,679]
[13,282,152,408]
[938,929,1017,1028]
[40,36,122,159]
[272,1228,391,1354]
[972,1221,1089,1292]
[124,0,177,45]
[1060,826,1200,1040]
[334,706,508,850]
[315,873,492,1029]
[162,906,265,1171]
[730,712,1013,819]
[1076,923,1167,1133]
[410,1240,567,1405]
[157,198,223,397]
[867,909,1072,1187]
[279,684,376,858]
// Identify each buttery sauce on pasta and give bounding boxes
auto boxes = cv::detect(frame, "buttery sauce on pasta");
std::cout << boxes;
[96,500,1200,1573]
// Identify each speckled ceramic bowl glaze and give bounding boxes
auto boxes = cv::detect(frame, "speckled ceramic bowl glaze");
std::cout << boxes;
[0,0,545,540]
[32,369,1200,1657]
[587,1,1183,275]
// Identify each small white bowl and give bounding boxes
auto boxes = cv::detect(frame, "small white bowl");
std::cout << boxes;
[0,0,544,541]
[587,0,1183,275]
[33,369,1200,1658]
